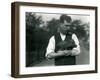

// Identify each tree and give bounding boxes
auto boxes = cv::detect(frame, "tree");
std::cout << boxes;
[26,12,43,51]
[71,19,89,39]
[26,12,45,66]
[71,19,89,50]
[47,18,60,36]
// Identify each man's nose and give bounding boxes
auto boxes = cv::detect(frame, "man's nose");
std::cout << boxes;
[66,26,70,29]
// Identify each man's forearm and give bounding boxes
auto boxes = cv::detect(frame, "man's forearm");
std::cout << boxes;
[46,51,65,59]
[71,48,80,56]
[46,50,72,59]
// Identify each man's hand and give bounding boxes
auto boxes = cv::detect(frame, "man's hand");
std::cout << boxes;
[57,50,72,56]
[57,50,65,56]
[63,50,72,56]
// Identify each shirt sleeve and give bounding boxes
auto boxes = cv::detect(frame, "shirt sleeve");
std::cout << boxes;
[45,36,55,57]
[71,34,81,55]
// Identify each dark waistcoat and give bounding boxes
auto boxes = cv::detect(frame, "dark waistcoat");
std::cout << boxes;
[54,33,76,66]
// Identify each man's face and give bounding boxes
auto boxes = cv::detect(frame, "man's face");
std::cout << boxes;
[59,21,71,35]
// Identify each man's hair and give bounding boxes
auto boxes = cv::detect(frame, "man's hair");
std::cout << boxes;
[60,14,72,23]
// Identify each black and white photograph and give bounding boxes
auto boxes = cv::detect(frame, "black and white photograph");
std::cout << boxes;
[26,12,90,67]
[11,2,97,78]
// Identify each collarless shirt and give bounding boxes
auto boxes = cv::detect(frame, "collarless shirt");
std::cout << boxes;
[60,33,66,41]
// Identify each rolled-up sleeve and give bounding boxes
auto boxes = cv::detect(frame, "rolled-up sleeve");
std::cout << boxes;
[71,34,81,55]
[45,36,55,58]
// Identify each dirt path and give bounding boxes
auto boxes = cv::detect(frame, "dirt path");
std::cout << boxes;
[76,40,89,64]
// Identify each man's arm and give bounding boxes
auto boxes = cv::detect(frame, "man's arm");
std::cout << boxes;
[46,51,66,59]
[71,34,81,56]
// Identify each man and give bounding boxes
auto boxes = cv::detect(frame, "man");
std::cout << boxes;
[45,15,80,66]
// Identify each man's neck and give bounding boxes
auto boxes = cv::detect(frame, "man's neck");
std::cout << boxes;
[60,32,66,36]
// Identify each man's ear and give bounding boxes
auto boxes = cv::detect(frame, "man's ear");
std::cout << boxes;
[57,27,60,32]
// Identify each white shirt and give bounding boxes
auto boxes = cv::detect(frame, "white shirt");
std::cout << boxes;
[46,33,80,57]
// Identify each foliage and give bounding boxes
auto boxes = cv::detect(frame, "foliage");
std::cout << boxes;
[71,19,89,50]
[47,18,60,36]
[26,12,44,52]
[71,20,89,40]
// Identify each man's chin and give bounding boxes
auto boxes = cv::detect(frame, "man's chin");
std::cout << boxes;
[61,32,67,35]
